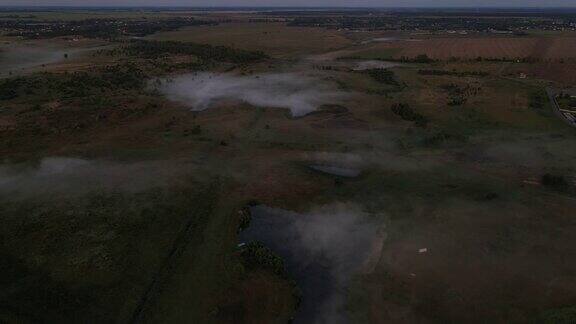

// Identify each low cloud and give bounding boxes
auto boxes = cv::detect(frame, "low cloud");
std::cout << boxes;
[158,72,347,117]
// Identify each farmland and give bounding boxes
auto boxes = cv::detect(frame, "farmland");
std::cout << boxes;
[345,35,576,61]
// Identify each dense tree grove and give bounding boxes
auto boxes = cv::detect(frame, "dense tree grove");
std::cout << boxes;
[240,242,287,278]
[0,64,146,101]
[418,69,489,77]
[441,83,481,106]
[529,89,549,111]
[541,174,571,193]
[113,40,269,63]
[364,68,400,86]
[391,103,429,127]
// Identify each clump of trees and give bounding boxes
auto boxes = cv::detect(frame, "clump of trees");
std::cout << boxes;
[0,63,146,101]
[391,103,429,127]
[5,18,216,40]
[557,92,576,109]
[441,83,481,106]
[413,54,434,63]
[423,129,468,146]
[240,242,287,278]
[418,69,489,77]
[529,89,549,111]
[540,306,576,324]
[237,207,252,232]
[365,68,400,86]
[116,40,268,63]
[541,173,570,193]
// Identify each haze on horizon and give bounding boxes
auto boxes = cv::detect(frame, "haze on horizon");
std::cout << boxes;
[0,0,575,8]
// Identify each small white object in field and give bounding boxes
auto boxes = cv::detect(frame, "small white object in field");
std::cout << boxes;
[418,248,428,253]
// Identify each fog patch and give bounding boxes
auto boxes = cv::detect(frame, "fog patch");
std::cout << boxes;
[158,72,347,117]
[353,60,401,71]
[0,157,186,197]
[361,37,397,44]
[303,150,439,175]
[305,152,364,168]
[482,143,546,167]
[240,204,384,324]
[0,44,93,77]
[304,152,364,178]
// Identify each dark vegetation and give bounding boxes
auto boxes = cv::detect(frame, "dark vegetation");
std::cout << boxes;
[421,130,469,147]
[2,18,216,40]
[541,173,571,193]
[364,68,400,87]
[0,63,166,142]
[0,40,267,104]
[419,69,489,77]
[0,185,203,323]
[0,64,146,101]
[240,242,288,278]
[391,103,429,127]
[441,83,481,106]
[342,54,435,63]
[111,40,268,63]
[237,207,252,232]
[529,89,549,111]
[557,93,576,110]
[541,306,576,324]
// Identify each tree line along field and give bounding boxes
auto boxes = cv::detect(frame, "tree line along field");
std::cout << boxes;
[147,22,352,58]
[364,36,576,61]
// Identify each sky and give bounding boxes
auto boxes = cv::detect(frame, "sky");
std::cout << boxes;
[0,0,575,8]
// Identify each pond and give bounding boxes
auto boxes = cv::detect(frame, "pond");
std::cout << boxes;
[238,204,383,324]
[309,165,362,178]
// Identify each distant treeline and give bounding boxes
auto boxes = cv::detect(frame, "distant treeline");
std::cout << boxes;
[109,40,268,63]
[345,54,575,64]
[286,15,576,32]
[342,54,435,64]
[2,17,216,39]
[418,69,489,77]
[0,14,36,18]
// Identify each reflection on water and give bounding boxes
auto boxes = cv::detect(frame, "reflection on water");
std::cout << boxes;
[309,165,361,177]
[239,204,382,324]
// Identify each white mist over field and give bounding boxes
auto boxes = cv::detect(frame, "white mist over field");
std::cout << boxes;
[158,72,347,117]
[0,157,186,197]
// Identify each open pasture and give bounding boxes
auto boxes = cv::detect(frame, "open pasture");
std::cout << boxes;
[365,36,576,60]
[147,22,352,58]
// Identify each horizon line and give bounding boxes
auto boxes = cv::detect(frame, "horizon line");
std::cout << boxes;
[1,5,576,9]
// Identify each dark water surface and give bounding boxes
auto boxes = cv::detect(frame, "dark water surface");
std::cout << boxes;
[238,205,380,324]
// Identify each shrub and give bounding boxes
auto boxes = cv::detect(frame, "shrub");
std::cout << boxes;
[391,103,429,127]
[541,174,570,193]
[240,242,287,278]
